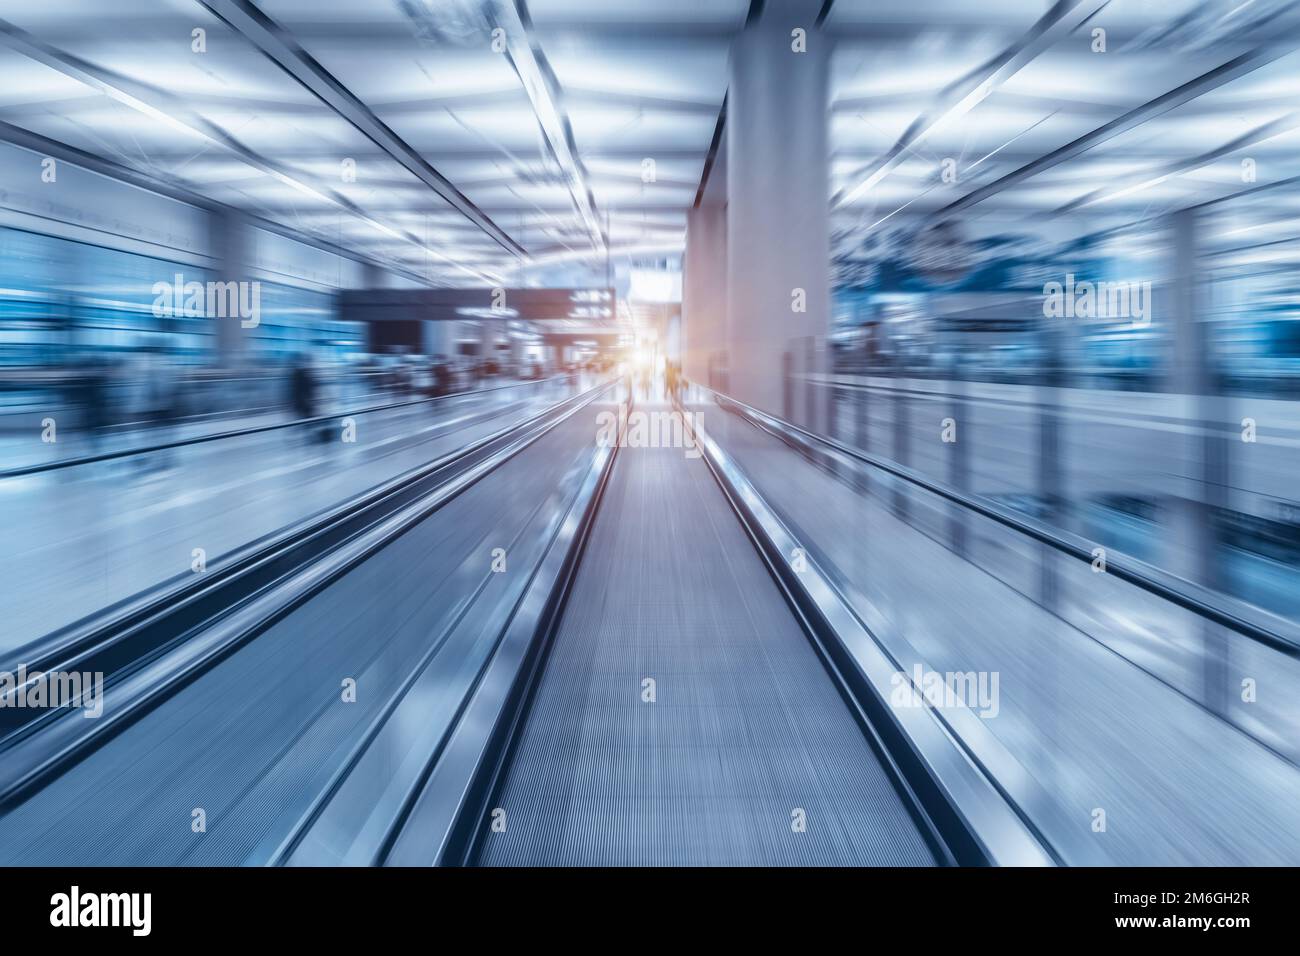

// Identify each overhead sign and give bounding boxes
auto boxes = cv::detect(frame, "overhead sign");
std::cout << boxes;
[340,287,614,323]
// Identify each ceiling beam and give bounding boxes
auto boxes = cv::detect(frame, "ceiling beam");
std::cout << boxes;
[379,88,719,117]
[198,0,526,260]
[495,0,606,253]
[0,16,506,283]
[272,19,742,43]
[1053,111,1300,214]
[0,119,439,286]
[935,43,1299,218]
[831,90,1300,118]
[100,146,708,162]
[833,0,1109,209]
[1187,173,1300,213]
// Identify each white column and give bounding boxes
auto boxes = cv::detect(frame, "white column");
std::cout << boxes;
[684,203,727,387]
[208,207,253,368]
[725,0,830,415]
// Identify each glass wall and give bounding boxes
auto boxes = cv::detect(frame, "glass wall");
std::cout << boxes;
[0,226,364,425]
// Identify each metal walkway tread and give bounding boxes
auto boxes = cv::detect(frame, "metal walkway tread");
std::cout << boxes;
[476,403,938,866]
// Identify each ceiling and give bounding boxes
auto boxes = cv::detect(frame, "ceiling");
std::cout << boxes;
[0,0,1297,288]
[826,0,1300,283]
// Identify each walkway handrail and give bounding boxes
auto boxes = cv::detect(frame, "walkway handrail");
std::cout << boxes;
[694,382,1300,659]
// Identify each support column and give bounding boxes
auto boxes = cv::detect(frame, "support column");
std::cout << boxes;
[1168,207,1229,714]
[423,321,449,358]
[208,207,254,368]
[725,0,830,416]
[683,203,727,387]
[510,331,525,370]
[480,321,496,370]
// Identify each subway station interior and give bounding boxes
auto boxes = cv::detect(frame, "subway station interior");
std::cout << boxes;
[0,0,1298,868]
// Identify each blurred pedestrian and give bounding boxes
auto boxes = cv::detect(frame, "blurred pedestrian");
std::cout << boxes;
[71,356,110,455]
[431,356,454,397]
[138,347,176,471]
[289,354,326,444]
